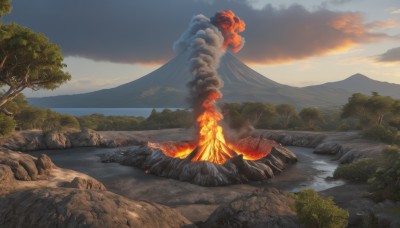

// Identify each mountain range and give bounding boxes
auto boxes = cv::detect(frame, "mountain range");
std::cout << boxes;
[28,53,400,108]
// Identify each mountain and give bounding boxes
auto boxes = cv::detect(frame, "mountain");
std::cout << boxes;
[28,53,356,108]
[306,73,400,99]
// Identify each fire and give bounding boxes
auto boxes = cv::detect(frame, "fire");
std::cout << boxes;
[211,10,246,53]
[148,10,274,165]
[191,92,235,164]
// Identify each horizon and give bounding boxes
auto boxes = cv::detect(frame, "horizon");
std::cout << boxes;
[3,0,400,97]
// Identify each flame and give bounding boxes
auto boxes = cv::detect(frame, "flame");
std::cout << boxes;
[211,10,246,53]
[190,92,236,164]
[148,94,277,164]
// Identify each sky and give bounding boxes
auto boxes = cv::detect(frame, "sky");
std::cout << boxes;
[4,0,400,97]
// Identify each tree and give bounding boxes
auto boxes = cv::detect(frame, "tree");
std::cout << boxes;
[276,104,297,129]
[291,189,349,228]
[299,107,323,130]
[365,94,394,125]
[0,112,15,135]
[0,0,12,18]
[241,102,277,128]
[341,93,369,122]
[0,21,71,114]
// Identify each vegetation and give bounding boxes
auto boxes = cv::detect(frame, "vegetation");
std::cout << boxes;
[0,0,70,115]
[0,113,15,135]
[341,92,400,144]
[299,107,324,130]
[368,146,400,201]
[333,158,378,182]
[290,189,349,228]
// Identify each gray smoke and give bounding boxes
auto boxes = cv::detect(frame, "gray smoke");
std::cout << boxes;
[173,14,225,115]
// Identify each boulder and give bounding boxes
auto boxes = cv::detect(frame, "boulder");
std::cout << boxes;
[202,188,299,228]
[70,128,103,147]
[0,188,195,228]
[44,131,71,149]
[313,142,343,155]
[63,176,107,191]
[0,164,15,195]
[36,154,55,175]
[0,150,53,181]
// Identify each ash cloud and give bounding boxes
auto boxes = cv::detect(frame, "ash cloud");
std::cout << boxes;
[5,0,392,65]
[377,47,400,62]
[173,14,225,111]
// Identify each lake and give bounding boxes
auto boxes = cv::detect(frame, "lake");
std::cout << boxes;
[50,108,182,117]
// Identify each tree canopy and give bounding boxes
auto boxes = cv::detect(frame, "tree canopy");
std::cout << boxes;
[0,0,12,18]
[299,107,323,130]
[0,1,70,114]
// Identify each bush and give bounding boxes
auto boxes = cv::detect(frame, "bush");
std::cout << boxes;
[0,113,16,136]
[368,146,400,201]
[363,125,399,144]
[59,114,80,129]
[333,158,378,182]
[291,189,349,228]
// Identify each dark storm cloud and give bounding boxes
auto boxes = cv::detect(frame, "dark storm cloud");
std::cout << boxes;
[5,0,390,64]
[377,47,400,62]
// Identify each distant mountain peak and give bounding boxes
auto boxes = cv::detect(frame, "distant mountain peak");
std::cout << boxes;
[313,73,400,99]
[347,73,370,80]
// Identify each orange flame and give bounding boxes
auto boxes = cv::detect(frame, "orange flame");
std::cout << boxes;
[212,10,246,53]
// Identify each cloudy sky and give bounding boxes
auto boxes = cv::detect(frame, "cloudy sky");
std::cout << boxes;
[5,0,400,97]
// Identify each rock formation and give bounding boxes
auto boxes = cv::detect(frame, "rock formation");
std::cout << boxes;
[0,188,194,228]
[100,142,297,187]
[202,188,299,228]
[0,148,195,227]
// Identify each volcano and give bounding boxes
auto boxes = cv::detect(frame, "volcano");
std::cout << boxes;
[100,11,298,187]
[28,52,352,108]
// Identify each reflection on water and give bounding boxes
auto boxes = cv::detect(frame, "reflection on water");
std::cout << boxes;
[285,146,345,192]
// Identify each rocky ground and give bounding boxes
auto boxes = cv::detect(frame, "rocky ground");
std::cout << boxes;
[0,147,194,228]
[0,128,386,164]
[0,128,396,227]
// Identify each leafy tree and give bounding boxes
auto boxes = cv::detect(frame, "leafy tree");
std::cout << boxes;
[0,22,71,114]
[299,107,323,130]
[0,112,15,135]
[291,189,349,228]
[341,93,370,124]
[0,0,11,17]
[365,93,394,125]
[368,146,400,201]
[276,104,297,129]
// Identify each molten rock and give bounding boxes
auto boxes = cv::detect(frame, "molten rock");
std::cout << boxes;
[101,137,297,186]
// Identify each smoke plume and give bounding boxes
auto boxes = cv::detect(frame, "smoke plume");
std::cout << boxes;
[173,10,245,116]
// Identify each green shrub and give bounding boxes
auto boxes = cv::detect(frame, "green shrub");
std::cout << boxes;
[363,125,399,144]
[333,158,378,182]
[368,146,400,201]
[291,189,349,228]
[0,113,16,136]
[59,114,80,129]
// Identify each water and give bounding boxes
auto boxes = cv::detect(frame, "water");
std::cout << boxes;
[50,108,181,117]
[28,146,344,193]
[27,146,345,221]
